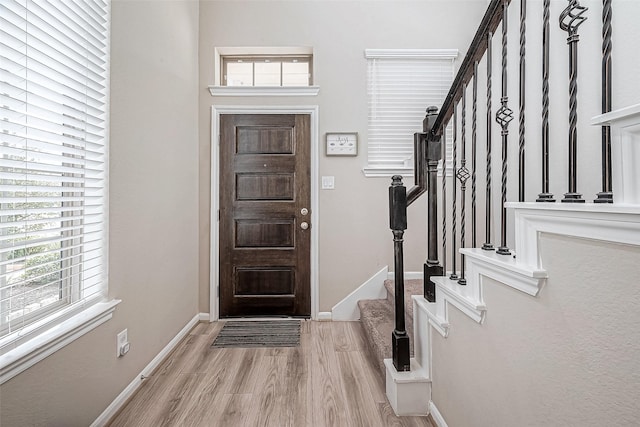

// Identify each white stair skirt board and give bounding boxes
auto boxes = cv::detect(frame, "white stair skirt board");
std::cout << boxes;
[331,267,423,321]
[411,201,640,427]
[591,103,640,204]
[384,358,431,416]
[331,266,388,321]
[91,313,208,427]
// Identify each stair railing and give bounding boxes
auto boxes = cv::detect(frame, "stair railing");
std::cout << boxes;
[389,0,618,373]
[388,107,439,372]
[432,0,615,277]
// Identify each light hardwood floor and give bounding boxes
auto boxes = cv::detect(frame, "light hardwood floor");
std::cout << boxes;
[108,320,435,427]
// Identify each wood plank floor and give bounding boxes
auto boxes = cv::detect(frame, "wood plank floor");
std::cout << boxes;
[108,320,434,427]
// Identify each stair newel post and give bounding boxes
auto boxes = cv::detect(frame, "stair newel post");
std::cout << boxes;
[424,106,444,303]
[389,175,410,372]
[560,0,588,203]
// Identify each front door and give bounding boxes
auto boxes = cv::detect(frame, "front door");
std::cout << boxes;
[219,114,311,317]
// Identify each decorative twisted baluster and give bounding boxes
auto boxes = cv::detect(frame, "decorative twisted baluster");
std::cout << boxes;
[442,127,447,276]
[495,0,513,256]
[483,31,494,251]
[450,107,459,279]
[518,0,526,202]
[538,0,555,202]
[472,61,478,248]
[560,0,587,203]
[595,0,613,203]
[458,85,469,285]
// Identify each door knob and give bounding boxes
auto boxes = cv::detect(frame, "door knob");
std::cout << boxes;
[301,208,309,216]
[300,222,309,230]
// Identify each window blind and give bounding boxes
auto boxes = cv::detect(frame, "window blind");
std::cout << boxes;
[0,0,109,353]
[366,50,456,173]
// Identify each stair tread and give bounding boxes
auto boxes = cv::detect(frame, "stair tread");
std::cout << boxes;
[358,285,417,377]
[357,299,395,376]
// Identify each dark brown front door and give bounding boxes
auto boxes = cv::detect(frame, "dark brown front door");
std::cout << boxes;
[219,114,311,317]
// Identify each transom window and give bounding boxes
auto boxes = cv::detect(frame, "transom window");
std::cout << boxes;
[222,55,312,87]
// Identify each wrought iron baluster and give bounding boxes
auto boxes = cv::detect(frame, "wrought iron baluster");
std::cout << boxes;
[595,0,613,203]
[538,0,555,202]
[472,61,478,248]
[560,0,587,203]
[483,31,494,251]
[450,107,459,279]
[519,0,526,202]
[495,0,513,256]
[442,127,447,276]
[458,85,469,285]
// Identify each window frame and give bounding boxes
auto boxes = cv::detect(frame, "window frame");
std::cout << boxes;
[222,54,313,87]
[0,0,117,385]
[209,47,319,97]
[363,49,458,178]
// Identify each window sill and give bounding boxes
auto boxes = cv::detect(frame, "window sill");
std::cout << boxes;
[362,167,414,178]
[0,299,121,385]
[208,85,320,97]
[363,166,456,178]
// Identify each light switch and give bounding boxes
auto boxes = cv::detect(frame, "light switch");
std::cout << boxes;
[322,176,335,189]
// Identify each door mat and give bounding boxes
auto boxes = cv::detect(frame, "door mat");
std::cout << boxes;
[211,320,300,348]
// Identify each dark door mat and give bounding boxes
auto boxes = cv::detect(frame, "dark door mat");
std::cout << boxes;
[211,320,301,348]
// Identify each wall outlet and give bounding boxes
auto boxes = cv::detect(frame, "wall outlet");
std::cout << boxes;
[116,329,130,357]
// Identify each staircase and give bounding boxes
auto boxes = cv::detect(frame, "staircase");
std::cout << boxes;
[357,278,423,377]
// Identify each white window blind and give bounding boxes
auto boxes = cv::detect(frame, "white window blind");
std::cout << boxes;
[365,49,456,176]
[0,0,109,354]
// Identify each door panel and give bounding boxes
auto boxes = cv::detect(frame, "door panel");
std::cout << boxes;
[219,114,311,317]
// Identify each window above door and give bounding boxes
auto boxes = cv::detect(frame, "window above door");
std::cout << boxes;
[209,47,320,97]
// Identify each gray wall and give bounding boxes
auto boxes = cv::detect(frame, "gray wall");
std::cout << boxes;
[0,1,200,425]
[198,0,488,313]
[431,233,640,426]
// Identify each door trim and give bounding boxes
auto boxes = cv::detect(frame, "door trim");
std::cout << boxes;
[210,105,319,321]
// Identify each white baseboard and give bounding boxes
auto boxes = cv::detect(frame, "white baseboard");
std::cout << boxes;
[331,266,389,321]
[429,400,449,427]
[317,312,332,321]
[90,312,206,427]
[198,312,210,322]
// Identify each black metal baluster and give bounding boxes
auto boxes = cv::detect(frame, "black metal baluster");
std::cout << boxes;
[458,86,470,285]
[560,0,587,203]
[472,61,478,248]
[595,0,613,203]
[483,31,495,251]
[389,175,410,372]
[538,0,555,202]
[450,107,459,279]
[519,0,526,202]
[424,107,443,303]
[495,0,513,256]
[442,127,447,276]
